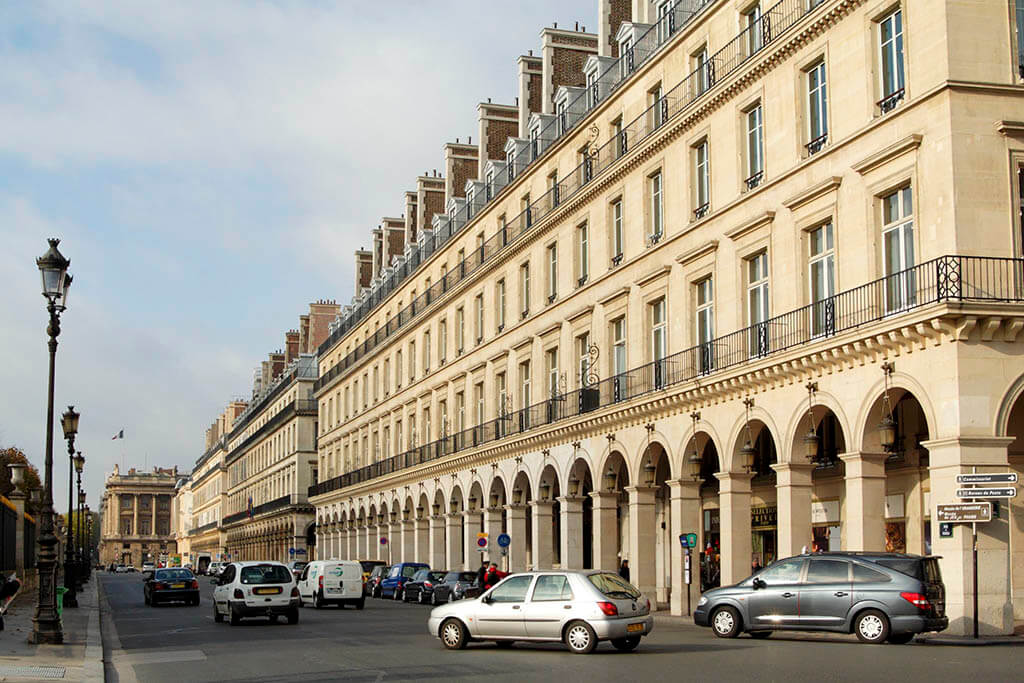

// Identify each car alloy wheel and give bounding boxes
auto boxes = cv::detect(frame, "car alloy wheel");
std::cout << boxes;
[855,610,889,644]
[711,606,741,638]
[431,591,439,606]
[441,619,467,650]
[565,621,597,654]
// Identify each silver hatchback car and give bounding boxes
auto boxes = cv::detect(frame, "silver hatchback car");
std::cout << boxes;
[427,570,653,654]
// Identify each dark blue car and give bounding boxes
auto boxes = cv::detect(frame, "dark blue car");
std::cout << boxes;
[379,562,429,600]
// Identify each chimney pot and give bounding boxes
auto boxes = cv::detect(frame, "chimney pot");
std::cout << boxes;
[575,21,578,30]
[529,49,533,56]
[554,22,557,28]
[468,136,471,144]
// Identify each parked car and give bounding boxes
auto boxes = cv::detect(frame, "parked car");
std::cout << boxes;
[297,560,365,609]
[694,552,948,644]
[380,562,429,600]
[359,559,385,584]
[367,565,390,597]
[142,563,156,572]
[125,565,137,573]
[207,562,224,577]
[144,568,200,606]
[114,564,126,573]
[212,561,299,625]
[429,570,653,654]
[287,560,308,581]
[432,571,482,604]
[403,570,447,604]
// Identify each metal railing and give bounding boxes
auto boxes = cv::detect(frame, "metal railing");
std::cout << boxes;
[310,255,1024,499]
[189,520,219,536]
[222,494,301,526]
[225,399,317,466]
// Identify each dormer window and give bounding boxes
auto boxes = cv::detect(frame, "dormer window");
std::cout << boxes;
[506,150,515,181]
[485,169,494,200]
[587,71,599,108]
[557,100,568,135]
[620,37,634,78]
[530,128,540,161]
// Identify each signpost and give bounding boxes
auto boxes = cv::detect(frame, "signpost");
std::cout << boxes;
[955,487,1016,499]
[679,533,698,616]
[936,503,991,523]
[476,532,488,553]
[956,473,1018,485]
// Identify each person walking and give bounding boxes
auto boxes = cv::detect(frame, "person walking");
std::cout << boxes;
[618,559,630,582]
[475,559,488,589]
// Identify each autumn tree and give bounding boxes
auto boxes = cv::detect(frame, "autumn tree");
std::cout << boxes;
[0,446,42,515]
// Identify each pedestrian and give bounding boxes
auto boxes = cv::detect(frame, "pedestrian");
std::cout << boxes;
[476,559,487,588]
[618,559,630,582]
[483,562,507,590]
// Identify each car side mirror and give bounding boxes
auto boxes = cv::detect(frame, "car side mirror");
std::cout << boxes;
[753,578,766,590]
[481,593,492,604]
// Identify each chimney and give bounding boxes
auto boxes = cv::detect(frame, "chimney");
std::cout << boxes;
[477,100,519,177]
[416,174,447,235]
[443,141,479,204]
[540,26,598,115]
[353,249,373,294]
[599,0,633,58]
[285,330,300,363]
[306,299,342,353]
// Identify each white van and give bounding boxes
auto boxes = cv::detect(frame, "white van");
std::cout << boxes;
[297,560,365,609]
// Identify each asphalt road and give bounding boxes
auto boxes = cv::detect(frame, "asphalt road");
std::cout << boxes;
[99,573,1018,683]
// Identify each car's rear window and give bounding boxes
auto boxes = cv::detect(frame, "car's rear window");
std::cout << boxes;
[240,565,292,584]
[401,565,423,578]
[587,572,641,599]
[873,558,924,580]
[429,571,446,581]
[155,569,193,581]
[921,558,942,583]
[360,561,383,573]
[458,572,477,582]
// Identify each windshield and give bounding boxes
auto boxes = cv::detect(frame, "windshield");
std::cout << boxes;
[401,565,423,578]
[155,569,193,581]
[240,565,293,585]
[292,562,307,570]
[588,572,641,599]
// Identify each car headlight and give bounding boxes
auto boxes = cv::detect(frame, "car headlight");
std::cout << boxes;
[698,596,708,606]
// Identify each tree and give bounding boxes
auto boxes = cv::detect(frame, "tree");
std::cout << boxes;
[0,447,42,515]
[60,510,100,555]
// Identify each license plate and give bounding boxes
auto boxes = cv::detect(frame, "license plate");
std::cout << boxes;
[171,583,185,589]
[254,587,281,595]
[626,623,644,633]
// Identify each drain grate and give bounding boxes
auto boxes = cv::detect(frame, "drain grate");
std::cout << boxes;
[0,664,66,678]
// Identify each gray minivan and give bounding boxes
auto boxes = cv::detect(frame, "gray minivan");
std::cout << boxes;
[694,552,948,644]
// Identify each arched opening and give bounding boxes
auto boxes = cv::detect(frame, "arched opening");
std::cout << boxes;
[689,432,720,591]
[511,471,533,569]
[538,464,561,568]
[1004,390,1024,620]
[601,450,630,573]
[450,486,465,569]
[735,420,778,570]
[639,439,671,603]
[568,457,594,569]
[792,406,848,552]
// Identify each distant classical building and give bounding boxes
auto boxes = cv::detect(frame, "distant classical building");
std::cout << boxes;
[98,465,181,567]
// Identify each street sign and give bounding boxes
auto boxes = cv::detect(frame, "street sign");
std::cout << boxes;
[295,548,307,555]
[936,502,992,522]
[939,523,953,538]
[289,547,295,556]
[476,533,488,550]
[956,473,1018,485]
[497,533,511,548]
[679,533,699,548]
[380,537,388,545]
[956,487,1017,499]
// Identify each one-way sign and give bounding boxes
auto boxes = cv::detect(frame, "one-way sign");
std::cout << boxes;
[936,502,992,522]
[956,473,1018,485]
[956,487,1017,499]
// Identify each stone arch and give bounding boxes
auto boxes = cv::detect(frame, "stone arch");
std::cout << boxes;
[511,469,533,506]
[858,386,932,456]
[786,395,848,470]
[595,438,630,490]
[639,428,675,480]
[449,484,465,514]
[488,474,508,508]
[854,370,937,452]
[724,402,783,472]
[530,455,564,498]
[638,435,672,486]
[994,371,1024,439]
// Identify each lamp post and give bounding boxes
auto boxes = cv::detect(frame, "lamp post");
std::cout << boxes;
[60,407,80,606]
[83,504,92,580]
[74,453,85,590]
[31,238,72,644]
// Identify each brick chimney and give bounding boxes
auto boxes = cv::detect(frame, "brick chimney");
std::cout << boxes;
[443,141,479,204]
[354,249,373,293]
[477,101,519,178]
[416,175,446,239]
[404,191,419,246]
[599,0,632,57]
[268,350,286,379]
[381,217,405,267]
[306,299,341,353]
[285,330,300,363]
[517,54,543,138]
[540,27,598,116]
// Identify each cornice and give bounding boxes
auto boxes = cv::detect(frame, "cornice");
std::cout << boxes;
[851,134,923,175]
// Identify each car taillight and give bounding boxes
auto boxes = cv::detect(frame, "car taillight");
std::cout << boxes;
[597,601,618,616]
[425,582,433,588]
[191,580,199,590]
[319,576,324,589]
[153,582,165,590]
[900,592,931,610]
[233,589,244,599]
[645,598,651,612]
[291,587,300,597]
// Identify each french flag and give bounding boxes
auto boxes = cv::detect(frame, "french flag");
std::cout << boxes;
[111,429,124,440]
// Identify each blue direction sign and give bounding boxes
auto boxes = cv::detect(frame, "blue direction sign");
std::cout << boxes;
[289,547,295,556]
[497,533,511,548]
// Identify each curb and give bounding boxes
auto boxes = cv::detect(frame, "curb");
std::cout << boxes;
[917,635,1024,647]
[83,579,103,683]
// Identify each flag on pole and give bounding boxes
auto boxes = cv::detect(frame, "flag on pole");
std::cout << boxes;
[247,496,253,519]
[111,429,124,440]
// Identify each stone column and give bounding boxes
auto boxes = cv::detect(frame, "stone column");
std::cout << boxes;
[375,524,385,561]
[924,436,1014,636]
[462,512,482,570]
[445,513,463,570]
[772,462,815,558]
[428,515,446,570]
[716,472,753,586]
[558,496,585,569]
[840,452,888,552]
[530,500,555,570]
[667,479,701,616]
[483,507,503,565]
[626,486,657,597]
[414,516,429,564]
[132,495,139,537]
[504,504,528,572]
[151,500,157,540]
[589,491,619,571]
[401,520,415,562]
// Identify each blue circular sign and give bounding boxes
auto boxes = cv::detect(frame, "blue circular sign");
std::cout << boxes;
[497,533,511,548]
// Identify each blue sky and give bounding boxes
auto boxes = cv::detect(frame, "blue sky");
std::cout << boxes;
[0,0,595,510]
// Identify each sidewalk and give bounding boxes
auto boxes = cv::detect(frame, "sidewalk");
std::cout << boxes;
[0,579,103,682]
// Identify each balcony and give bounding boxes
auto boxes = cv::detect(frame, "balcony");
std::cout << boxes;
[222,494,307,526]
[310,255,1024,500]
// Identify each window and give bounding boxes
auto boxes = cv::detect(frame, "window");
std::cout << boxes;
[882,187,916,313]
[650,298,667,388]
[693,46,711,95]
[372,367,379,402]
[576,222,589,285]
[649,171,664,240]
[438,318,447,363]
[612,116,625,158]
[519,361,531,408]
[475,382,485,426]
[756,558,804,585]
[547,244,558,302]
[587,70,599,108]
[806,559,850,584]
[853,563,891,583]
[557,99,568,135]
[423,408,431,442]
[620,37,634,78]
[657,0,676,41]
[455,392,465,432]
[1017,0,1024,78]
[693,140,710,218]
[807,60,828,154]
[696,278,714,373]
[809,223,835,336]
[648,83,664,130]
[745,104,764,189]
[520,262,531,316]
[489,574,533,602]
[456,307,465,353]
[475,294,484,343]
[497,372,508,418]
[744,2,764,55]
[577,332,592,386]
[395,351,402,388]
[423,331,431,373]
[531,574,574,601]
[612,317,627,376]
[496,279,506,331]
[485,169,494,200]
[747,253,770,357]
[611,199,624,265]
[546,347,559,397]
[408,341,416,380]
[877,9,905,112]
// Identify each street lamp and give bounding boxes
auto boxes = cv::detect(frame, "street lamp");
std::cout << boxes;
[687,411,703,481]
[877,362,897,451]
[32,238,72,644]
[60,407,80,607]
[740,397,756,472]
[803,382,820,463]
[73,452,85,590]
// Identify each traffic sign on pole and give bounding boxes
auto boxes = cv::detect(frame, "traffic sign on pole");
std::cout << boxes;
[936,502,992,522]
[497,533,511,548]
[289,547,295,556]
[380,537,388,545]
[956,487,1017,499]
[956,473,1017,485]
[477,533,488,552]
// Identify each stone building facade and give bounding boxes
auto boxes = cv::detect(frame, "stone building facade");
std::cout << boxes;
[98,465,180,567]
[304,0,1024,638]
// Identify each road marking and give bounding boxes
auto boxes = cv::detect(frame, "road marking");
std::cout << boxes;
[110,649,207,665]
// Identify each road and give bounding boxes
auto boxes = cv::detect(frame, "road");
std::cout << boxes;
[99,573,1018,682]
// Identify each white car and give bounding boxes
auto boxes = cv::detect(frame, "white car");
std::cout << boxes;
[297,560,365,609]
[142,563,156,572]
[207,562,224,576]
[114,565,128,573]
[212,561,299,625]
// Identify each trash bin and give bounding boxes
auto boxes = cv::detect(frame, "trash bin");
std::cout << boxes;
[56,587,67,619]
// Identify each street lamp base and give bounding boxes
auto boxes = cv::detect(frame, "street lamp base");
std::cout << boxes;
[63,591,79,609]
[28,617,64,645]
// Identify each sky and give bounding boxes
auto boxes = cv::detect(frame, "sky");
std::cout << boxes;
[0,0,596,513]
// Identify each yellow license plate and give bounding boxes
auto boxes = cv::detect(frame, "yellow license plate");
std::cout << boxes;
[171,583,185,589]
[254,587,281,595]
[626,623,644,633]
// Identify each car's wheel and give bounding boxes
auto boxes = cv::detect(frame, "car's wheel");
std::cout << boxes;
[611,636,641,651]
[887,632,914,644]
[213,603,223,623]
[431,591,440,606]
[711,606,742,639]
[564,621,598,654]
[355,598,365,610]
[229,603,241,626]
[440,618,468,650]
[854,609,890,644]
[313,591,323,609]
[749,631,772,639]
[287,608,299,625]
[419,591,428,605]
[403,589,412,603]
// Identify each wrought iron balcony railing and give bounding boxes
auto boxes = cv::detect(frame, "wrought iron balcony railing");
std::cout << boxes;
[222,494,304,527]
[309,255,1024,499]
